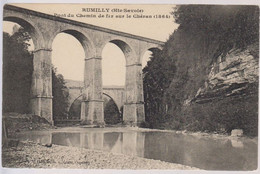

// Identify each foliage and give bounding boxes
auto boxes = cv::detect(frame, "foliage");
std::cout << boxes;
[143,48,175,121]
[3,29,69,120]
[68,97,82,119]
[3,29,33,113]
[176,83,258,136]
[172,5,259,57]
[104,99,121,124]
[143,5,259,136]
[52,67,70,119]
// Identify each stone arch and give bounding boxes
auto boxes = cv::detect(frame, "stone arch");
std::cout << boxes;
[103,92,121,124]
[100,38,139,124]
[101,38,137,65]
[140,46,162,64]
[103,93,121,113]
[3,16,44,49]
[68,94,83,119]
[50,29,97,118]
[68,93,121,120]
[68,93,121,114]
[69,94,83,109]
[49,29,95,58]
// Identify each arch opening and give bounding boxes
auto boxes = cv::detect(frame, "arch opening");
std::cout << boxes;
[3,17,41,48]
[103,93,122,125]
[142,47,162,69]
[62,30,94,58]
[68,93,121,125]
[51,32,85,81]
[102,40,129,86]
[51,31,88,121]
[142,50,152,69]
[68,94,83,120]
[109,40,133,58]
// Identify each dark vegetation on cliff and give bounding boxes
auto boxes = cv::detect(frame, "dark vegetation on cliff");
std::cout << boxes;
[2,28,69,120]
[143,5,259,136]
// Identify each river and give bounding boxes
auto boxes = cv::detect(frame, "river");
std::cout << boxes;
[12,127,258,170]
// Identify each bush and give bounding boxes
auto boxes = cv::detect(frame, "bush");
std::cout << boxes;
[139,121,150,128]
[175,85,258,136]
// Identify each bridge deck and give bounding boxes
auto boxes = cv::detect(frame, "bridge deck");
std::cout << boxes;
[4,4,165,45]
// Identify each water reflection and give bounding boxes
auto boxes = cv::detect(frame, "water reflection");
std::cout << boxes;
[15,130,257,170]
[230,138,244,148]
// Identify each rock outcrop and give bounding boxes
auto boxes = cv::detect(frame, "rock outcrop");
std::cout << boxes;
[194,44,258,104]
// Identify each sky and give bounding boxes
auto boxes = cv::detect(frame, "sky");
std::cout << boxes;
[3,4,178,85]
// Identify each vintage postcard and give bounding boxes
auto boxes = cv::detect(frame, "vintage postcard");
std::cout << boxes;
[1,1,259,173]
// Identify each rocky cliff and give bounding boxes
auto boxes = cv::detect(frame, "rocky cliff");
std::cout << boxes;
[193,44,258,104]
[177,44,259,136]
[143,5,259,136]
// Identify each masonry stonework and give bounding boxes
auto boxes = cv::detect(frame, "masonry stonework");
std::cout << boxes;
[3,5,163,126]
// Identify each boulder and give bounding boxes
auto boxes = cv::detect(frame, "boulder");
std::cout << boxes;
[231,129,243,137]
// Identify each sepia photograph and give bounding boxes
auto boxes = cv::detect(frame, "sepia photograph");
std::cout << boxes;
[1,1,259,172]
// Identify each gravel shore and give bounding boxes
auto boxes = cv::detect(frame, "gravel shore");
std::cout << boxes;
[2,141,199,170]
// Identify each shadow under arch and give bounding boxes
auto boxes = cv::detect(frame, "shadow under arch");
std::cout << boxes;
[103,93,122,125]
[68,94,83,120]
[103,93,121,114]
[68,93,121,124]
[3,16,43,48]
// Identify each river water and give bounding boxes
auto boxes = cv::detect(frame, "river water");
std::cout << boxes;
[13,127,257,170]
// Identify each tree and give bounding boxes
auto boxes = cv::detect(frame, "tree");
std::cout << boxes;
[143,47,175,124]
[52,68,69,119]
[172,5,259,58]
[3,29,33,113]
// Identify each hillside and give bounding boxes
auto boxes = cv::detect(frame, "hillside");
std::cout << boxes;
[143,5,259,136]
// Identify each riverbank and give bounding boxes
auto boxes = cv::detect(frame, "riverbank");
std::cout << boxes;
[3,112,55,137]
[3,112,257,141]
[2,140,199,170]
[76,126,258,143]
[134,127,258,141]
[2,113,256,170]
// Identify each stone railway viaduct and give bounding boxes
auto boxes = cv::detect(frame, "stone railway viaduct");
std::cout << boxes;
[3,5,163,126]
[65,80,125,115]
